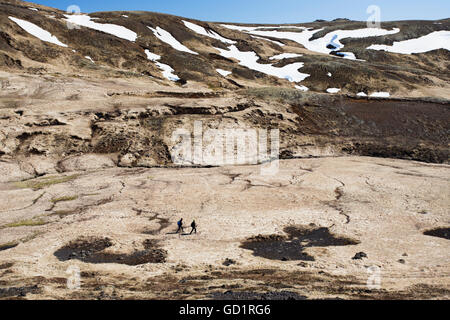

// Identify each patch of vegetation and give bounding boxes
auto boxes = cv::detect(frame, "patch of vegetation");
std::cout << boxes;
[242,87,312,104]
[0,241,18,251]
[79,59,100,70]
[2,218,48,229]
[50,210,78,218]
[424,228,450,240]
[51,195,78,204]
[116,70,143,78]
[0,232,44,252]
[0,99,19,109]
[0,262,14,269]
[66,93,80,101]
[21,231,45,243]
[14,174,80,190]
[207,83,223,91]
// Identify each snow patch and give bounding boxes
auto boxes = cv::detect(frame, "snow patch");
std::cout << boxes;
[327,72,332,77]
[222,24,400,60]
[370,92,390,98]
[183,20,236,44]
[367,31,450,54]
[215,45,309,83]
[64,14,137,41]
[144,50,161,61]
[337,52,359,60]
[221,25,307,32]
[85,56,94,63]
[357,92,368,97]
[216,69,232,77]
[148,26,198,55]
[327,88,341,93]
[295,85,309,92]
[9,16,68,47]
[145,49,180,82]
[269,53,302,60]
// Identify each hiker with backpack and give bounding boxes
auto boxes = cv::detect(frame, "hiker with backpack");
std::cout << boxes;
[176,218,184,234]
[190,220,197,235]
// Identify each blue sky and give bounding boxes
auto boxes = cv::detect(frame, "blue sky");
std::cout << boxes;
[33,0,450,23]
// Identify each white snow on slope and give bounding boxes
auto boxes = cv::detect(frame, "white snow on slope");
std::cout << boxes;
[222,26,321,54]
[310,28,399,54]
[145,49,180,81]
[327,88,341,93]
[64,14,137,41]
[221,25,307,32]
[9,16,68,47]
[327,72,332,77]
[215,45,309,83]
[269,53,302,60]
[367,31,450,54]
[216,69,232,77]
[337,52,358,60]
[370,92,390,98]
[29,8,38,11]
[222,24,400,60]
[148,26,198,55]
[85,56,94,63]
[295,85,309,92]
[183,20,236,44]
[357,92,368,97]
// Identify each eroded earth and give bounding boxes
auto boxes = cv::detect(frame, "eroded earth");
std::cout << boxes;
[0,157,449,300]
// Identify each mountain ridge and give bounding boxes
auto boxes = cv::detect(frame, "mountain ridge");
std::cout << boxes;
[0,0,449,171]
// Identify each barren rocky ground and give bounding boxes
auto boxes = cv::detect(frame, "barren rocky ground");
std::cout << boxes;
[0,0,449,300]
[0,157,449,299]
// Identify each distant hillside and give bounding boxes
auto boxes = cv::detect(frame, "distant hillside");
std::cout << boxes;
[0,0,449,97]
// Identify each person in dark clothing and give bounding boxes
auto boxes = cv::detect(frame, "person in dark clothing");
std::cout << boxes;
[176,218,184,234]
[190,220,197,235]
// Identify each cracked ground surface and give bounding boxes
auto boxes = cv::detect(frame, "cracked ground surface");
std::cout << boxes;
[0,156,448,299]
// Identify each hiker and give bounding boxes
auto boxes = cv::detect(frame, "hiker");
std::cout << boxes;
[190,220,197,235]
[176,218,184,234]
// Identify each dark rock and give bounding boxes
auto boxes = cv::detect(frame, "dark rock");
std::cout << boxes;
[352,252,368,260]
[223,258,236,266]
